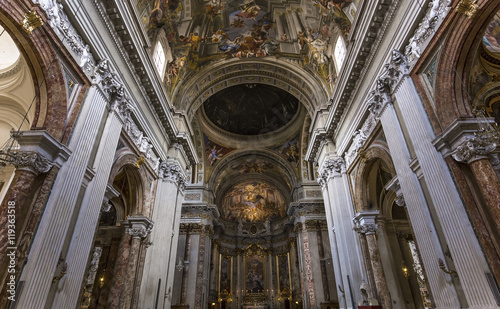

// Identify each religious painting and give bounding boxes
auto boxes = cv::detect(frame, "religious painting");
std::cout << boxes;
[231,158,274,174]
[217,1,279,58]
[221,181,286,222]
[204,135,235,167]
[483,11,500,55]
[277,254,291,294]
[245,254,265,293]
[219,255,232,294]
[271,133,300,165]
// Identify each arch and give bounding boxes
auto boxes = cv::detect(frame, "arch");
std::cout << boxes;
[353,145,396,213]
[432,0,500,129]
[0,3,86,142]
[172,58,330,120]
[108,149,151,217]
[207,149,299,195]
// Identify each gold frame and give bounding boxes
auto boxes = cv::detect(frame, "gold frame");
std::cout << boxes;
[218,254,233,297]
[276,253,292,296]
[244,253,266,294]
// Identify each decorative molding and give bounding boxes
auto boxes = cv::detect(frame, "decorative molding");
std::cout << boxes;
[22,10,44,35]
[404,0,452,67]
[345,113,377,167]
[185,193,201,201]
[455,0,478,19]
[306,0,401,162]
[33,0,95,74]
[368,50,409,118]
[94,59,161,171]
[394,193,406,208]
[101,201,112,212]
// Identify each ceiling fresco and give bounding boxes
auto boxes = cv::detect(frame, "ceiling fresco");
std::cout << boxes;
[220,181,287,222]
[202,84,299,135]
[136,0,354,98]
[270,133,300,167]
[483,11,500,55]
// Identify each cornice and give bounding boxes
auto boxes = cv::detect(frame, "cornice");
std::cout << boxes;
[306,0,400,163]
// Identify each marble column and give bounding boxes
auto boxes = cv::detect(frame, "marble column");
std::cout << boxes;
[194,224,213,309]
[209,241,219,301]
[15,85,111,309]
[452,134,500,255]
[266,249,273,303]
[52,96,126,309]
[295,220,329,309]
[107,224,132,308]
[138,160,186,309]
[387,51,497,307]
[120,217,153,309]
[353,211,391,309]
[180,226,192,305]
[318,157,366,308]
[0,130,67,305]
[289,240,301,300]
[367,78,460,308]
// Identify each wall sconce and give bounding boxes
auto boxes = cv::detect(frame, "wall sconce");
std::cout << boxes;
[175,257,184,271]
[402,261,410,278]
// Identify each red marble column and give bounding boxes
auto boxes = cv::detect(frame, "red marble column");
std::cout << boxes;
[365,233,392,309]
[357,233,377,300]
[180,229,192,305]
[0,169,38,265]
[107,231,131,308]
[469,159,500,229]
[120,235,142,308]
[0,169,38,307]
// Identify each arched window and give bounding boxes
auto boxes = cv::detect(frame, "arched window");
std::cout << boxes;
[334,36,346,71]
[153,40,166,81]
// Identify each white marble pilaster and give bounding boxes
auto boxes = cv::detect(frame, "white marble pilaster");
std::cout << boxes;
[319,157,366,309]
[393,71,498,308]
[16,86,109,309]
[369,76,460,307]
[51,103,125,309]
[319,176,345,307]
[138,160,185,309]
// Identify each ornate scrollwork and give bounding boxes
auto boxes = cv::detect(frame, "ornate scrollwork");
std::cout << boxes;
[404,0,452,66]
[318,156,345,185]
[1,151,53,175]
[354,222,379,235]
[126,226,149,239]
[394,194,406,208]
[33,0,95,73]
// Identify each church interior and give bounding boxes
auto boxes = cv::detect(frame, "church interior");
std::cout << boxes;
[0,0,500,308]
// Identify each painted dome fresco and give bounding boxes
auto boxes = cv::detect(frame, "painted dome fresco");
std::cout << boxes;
[202,84,299,135]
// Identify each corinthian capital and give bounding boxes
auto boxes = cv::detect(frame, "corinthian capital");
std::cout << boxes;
[353,210,380,235]
[3,151,53,175]
[452,131,498,164]
[158,161,187,188]
[318,156,345,183]
[126,226,148,239]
